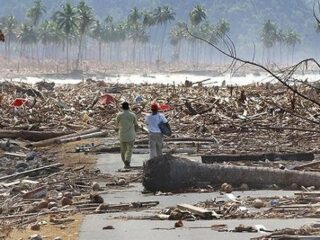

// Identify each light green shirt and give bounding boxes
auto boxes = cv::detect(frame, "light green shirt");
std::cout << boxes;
[116,110,138,142]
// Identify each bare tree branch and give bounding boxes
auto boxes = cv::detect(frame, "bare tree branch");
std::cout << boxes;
[313,0,320,24]
[185,24,320,108]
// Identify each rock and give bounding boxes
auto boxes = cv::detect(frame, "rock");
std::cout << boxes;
[61,197,73,206]
[240,183,249,191]
[47,197,57,203]
[63,192,73,199]
[308,186,316,191]
[48,202,58,209]
[38,200,49,209]
[15,162,29,170]
[118,178,126,186]
[221,183,233,193]
[26,151,37,161]
[290,183,299,190]
[92,182,100,191]
[30,223,40,231]
[30,234,42,240]
[96,203,109,211]
[60,225,66,230]
[174,220,183,228]
[90,193,104,204]
[50,207,59,212]
[53,237,62,240]
[102,225,115,230]
[252,199,265,209]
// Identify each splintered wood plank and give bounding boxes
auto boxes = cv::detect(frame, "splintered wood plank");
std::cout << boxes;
[177,203,212,219]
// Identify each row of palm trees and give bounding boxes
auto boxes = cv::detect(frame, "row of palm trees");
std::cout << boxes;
[260,19,301,65]
[0,0,306,71]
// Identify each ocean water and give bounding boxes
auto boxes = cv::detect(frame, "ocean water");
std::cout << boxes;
[1,72,319,86]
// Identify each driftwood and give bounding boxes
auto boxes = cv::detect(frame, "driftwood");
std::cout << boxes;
[143,154,320,192]
[27,127,100,147]
[292,160,320,170]
[135,137,218,145]
[0,163,63,181]
[0,130,70,141]
[177,204,213,219]
[201,152,314,163]
[59,130,107,143]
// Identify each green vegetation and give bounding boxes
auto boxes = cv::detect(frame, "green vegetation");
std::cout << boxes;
[0,0,318,70]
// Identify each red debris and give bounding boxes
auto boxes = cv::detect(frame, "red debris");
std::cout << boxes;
[10,98,28,107]
[99,94,116,105]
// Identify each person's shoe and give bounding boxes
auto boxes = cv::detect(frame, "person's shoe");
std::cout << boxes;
[124,162,131,169]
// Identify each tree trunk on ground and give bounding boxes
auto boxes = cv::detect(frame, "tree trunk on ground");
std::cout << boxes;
[201,152,314,163]
[0,130,71,141]
[143,154,320,192]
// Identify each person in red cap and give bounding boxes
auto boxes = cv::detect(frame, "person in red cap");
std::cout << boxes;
[145,102,168,158]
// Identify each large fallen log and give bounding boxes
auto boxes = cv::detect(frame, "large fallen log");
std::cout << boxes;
[201,152,314,163]
[27,127,100,147]
[0,130,71,141]
[143,155,320,192]
[135,137,218,145]
[0,163,63,181]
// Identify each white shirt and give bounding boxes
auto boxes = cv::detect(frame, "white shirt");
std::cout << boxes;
[145,113,168,133]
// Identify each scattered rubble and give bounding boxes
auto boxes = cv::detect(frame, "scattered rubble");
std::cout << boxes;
[1,79,320,239]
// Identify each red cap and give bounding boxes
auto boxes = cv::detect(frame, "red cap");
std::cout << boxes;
[151,103,159,111]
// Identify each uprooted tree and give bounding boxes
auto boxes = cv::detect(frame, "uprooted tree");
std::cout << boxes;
[143,155,320,192]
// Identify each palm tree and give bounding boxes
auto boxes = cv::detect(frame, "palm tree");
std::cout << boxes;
[142,10,156,64]
[153,6,175,62]
[127,7,144,63]
[188,5,207,65]
[75,1,95,69]
[17,23,38,59]
[1,15,17,60]
[276,29,286,64]
[189,4,207,26]
[39,20,62,59]
[170,22,186,62]
[285,28,301,64]
[90,20,104,62]
[27,0,46,27]
[54,2,78,71]
[260,20,277,64]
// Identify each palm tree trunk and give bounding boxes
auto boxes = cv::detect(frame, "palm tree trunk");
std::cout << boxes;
[159,23,167,62]
[143,154,320,192]
[76,34,83,70]
[66,39,69,72]
[8,37,11,62]
[133,40,136,64]
[98,40,102,63]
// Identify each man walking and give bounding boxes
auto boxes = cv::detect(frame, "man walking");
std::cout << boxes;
[116,102,138,168]
[145,102,168,158]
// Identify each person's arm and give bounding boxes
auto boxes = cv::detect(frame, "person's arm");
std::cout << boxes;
[161,114,168,123]
[133,114,139,131]
[115,114,120,132]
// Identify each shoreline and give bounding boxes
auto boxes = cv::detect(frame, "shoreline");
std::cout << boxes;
[1,58,319,82]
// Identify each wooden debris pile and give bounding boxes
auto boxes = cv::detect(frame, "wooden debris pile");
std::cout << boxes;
[0,79,320,153]
[154,190,320,222]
